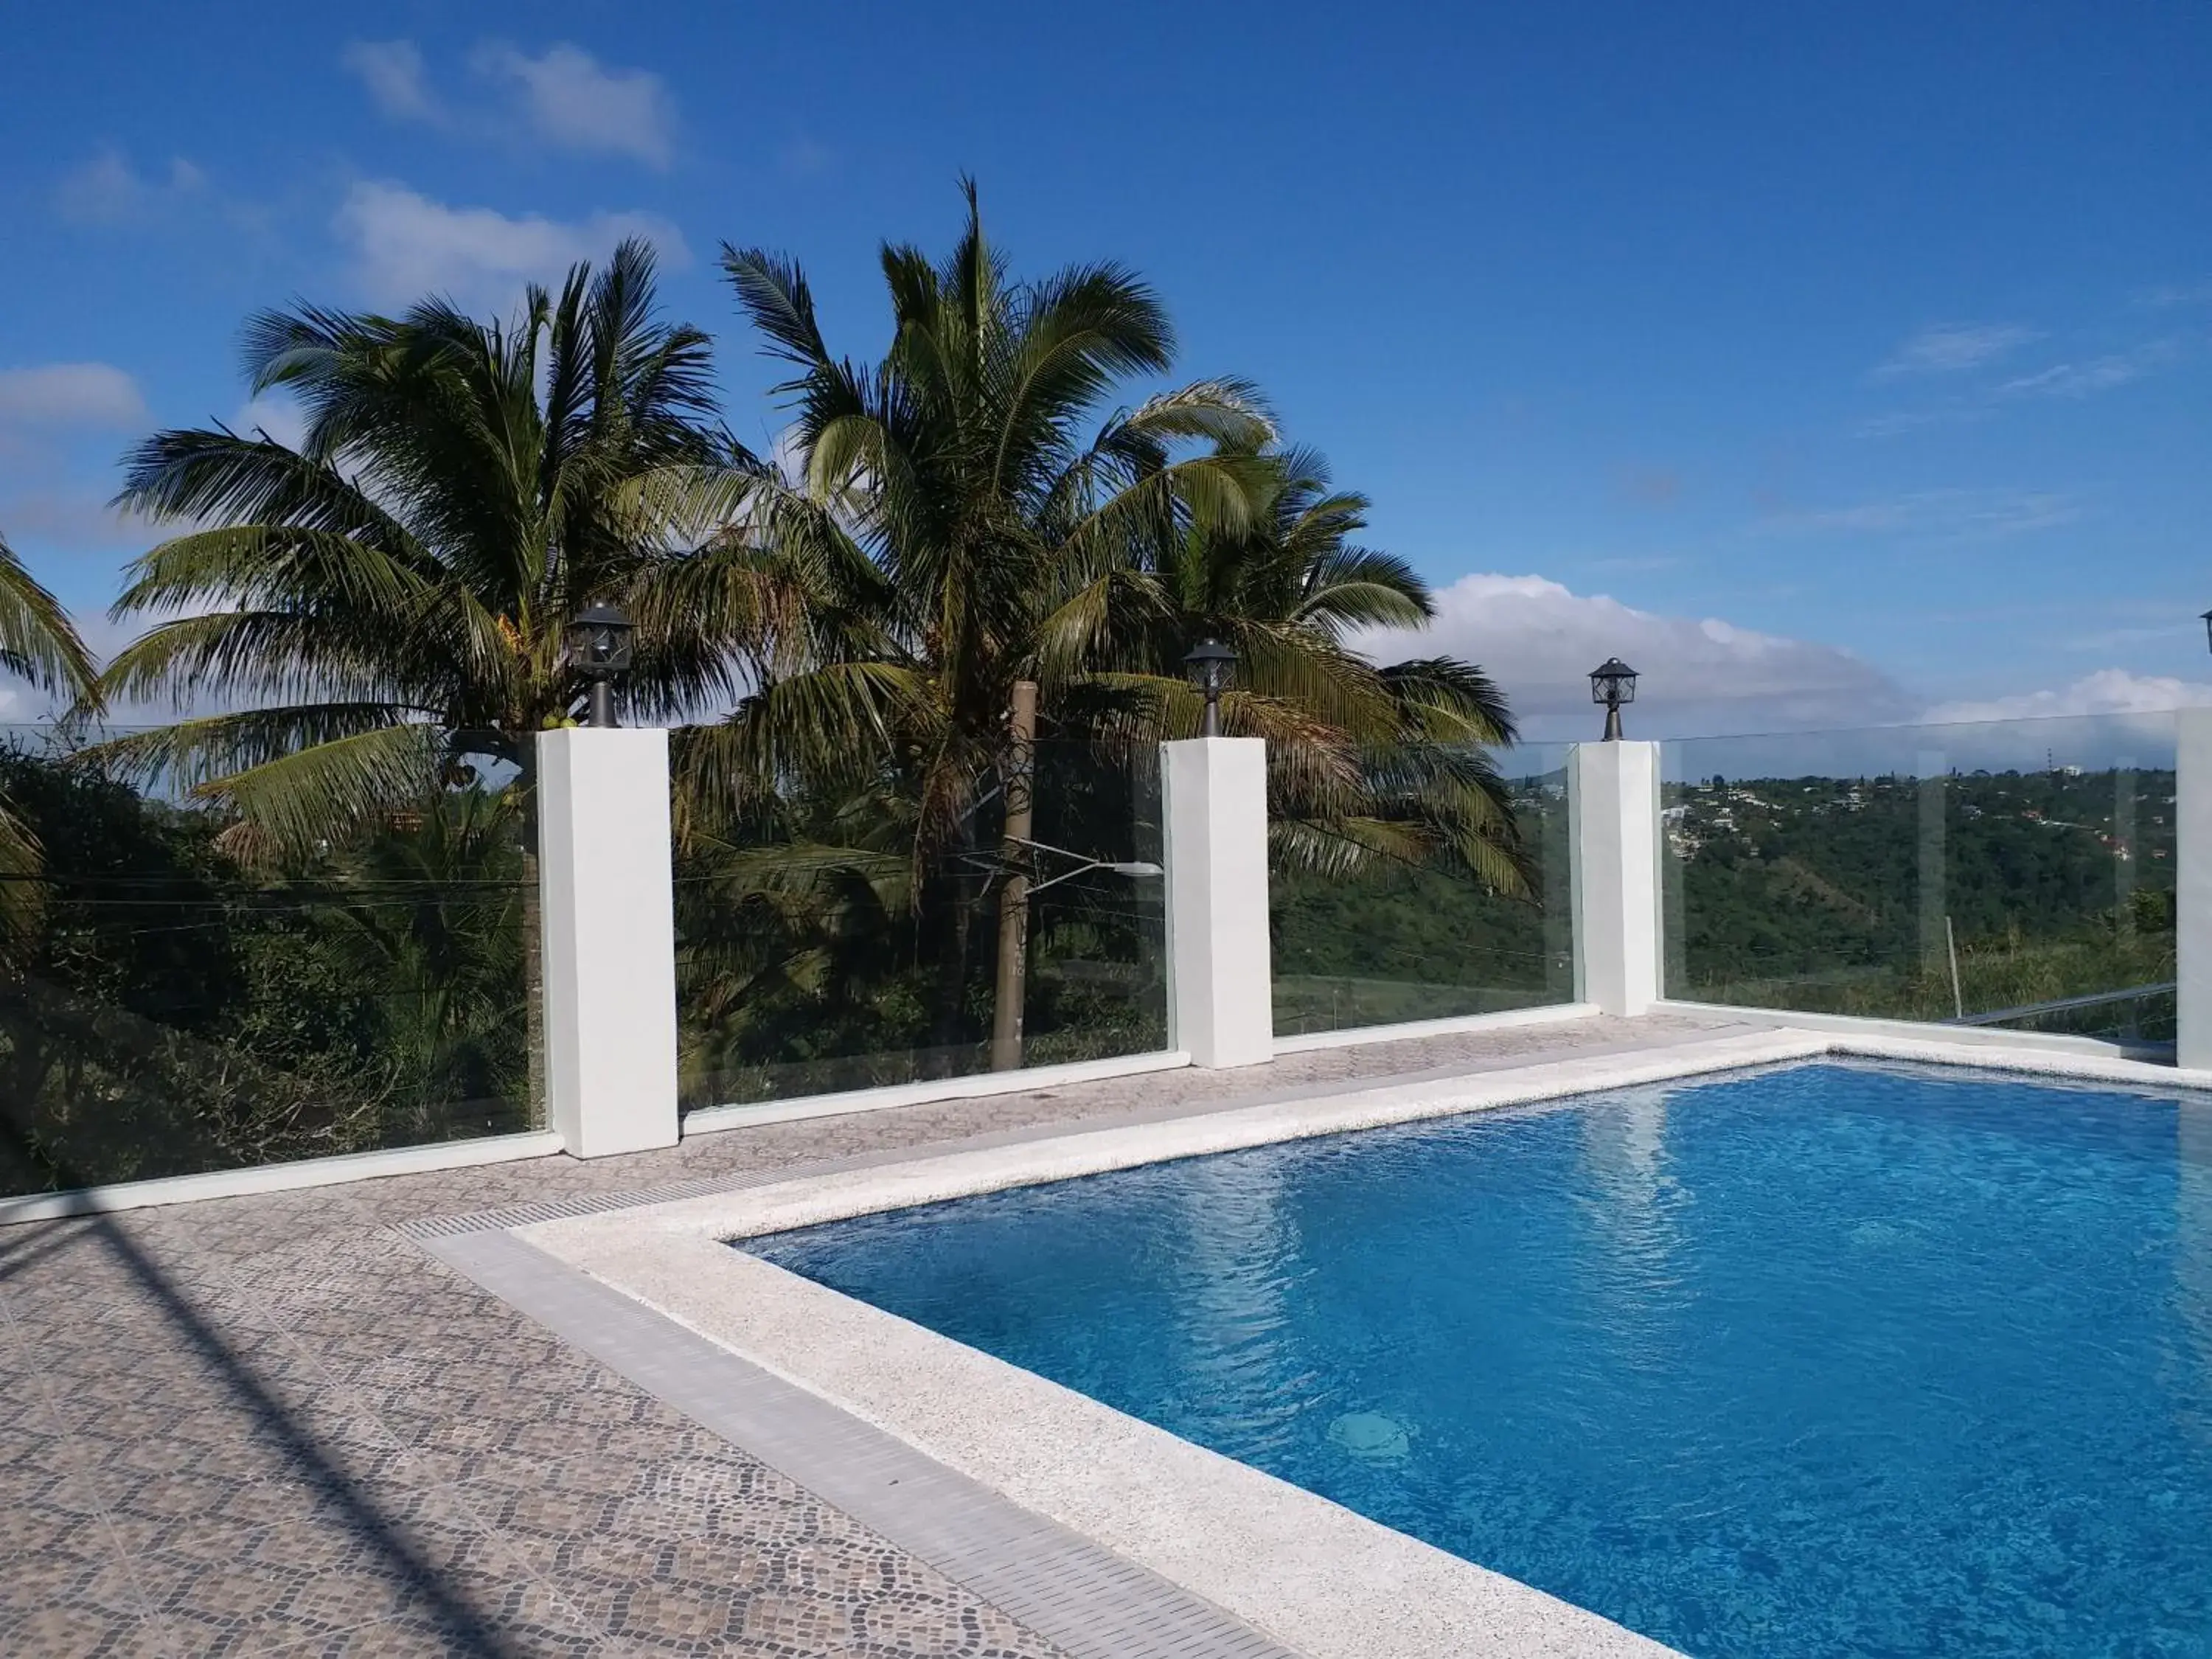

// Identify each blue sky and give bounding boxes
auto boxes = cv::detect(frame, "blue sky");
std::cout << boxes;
[1,1,2205,737]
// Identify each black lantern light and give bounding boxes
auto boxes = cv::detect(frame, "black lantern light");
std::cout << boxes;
[568,602,635,728]
[1590,656,1638,741]
[1183,638,1237,737]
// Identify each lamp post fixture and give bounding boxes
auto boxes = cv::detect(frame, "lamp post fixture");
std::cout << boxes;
[568,602,635,728]
[1590,656,1638,741]
[2201,609,2211,656]
[1183,638,1237,737]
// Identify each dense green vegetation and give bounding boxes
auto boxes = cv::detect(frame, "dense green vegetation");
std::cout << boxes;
[1271,778,1573,1034]
[1269,765,2174,1044]
[0,192,2179,1192]
[1666,768,2174,1037]
[1265,765,2177,1040]
[0,192,1534,1189]
[0,742,531,1193]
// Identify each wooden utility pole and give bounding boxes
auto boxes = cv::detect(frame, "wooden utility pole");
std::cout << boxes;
[990,680,1039,1071]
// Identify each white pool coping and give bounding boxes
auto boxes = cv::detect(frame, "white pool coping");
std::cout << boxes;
[519,1025,2212,1659]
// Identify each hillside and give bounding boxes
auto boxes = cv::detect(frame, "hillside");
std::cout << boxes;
[1271,766,2173,1040]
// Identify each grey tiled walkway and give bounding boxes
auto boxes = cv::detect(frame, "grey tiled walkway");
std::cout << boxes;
[0,1013,1723,1657]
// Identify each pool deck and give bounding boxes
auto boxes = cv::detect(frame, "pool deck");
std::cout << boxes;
[7,1007,2170,1657]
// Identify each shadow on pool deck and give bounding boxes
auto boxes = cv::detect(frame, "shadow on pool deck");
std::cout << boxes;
[0,1119,1077,1655]
[0,1010,1722,1655]
[0,1120,581,1655]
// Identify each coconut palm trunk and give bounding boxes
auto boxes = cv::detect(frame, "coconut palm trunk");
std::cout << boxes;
[990,679,1038,1070]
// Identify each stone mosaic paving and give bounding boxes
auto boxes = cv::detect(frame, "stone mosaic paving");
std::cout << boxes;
[0,1013,1722,1657]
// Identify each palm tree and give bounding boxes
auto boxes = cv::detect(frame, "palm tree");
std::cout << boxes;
[90,240,787,1104]
[0,529,98,942]
[693,187,1526,1067]
[698,183,1273,1059]
[93,240,771,844]
[1110,443,1527,891]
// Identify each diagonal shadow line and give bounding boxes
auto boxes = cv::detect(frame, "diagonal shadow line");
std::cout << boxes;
[0,1220,93,1284]
[0,1120,528,1657]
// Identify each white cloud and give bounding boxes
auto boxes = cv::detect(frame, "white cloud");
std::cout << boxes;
[1853,405,1978,439]
[0,490,143,552]
[333,181,688,309]
[343,39,440,122]
[1872,323,2039,379]
[2138,280,2212,309]
[1924,669,2212,725]
[1753,487,2078,545]
[54,147,205,226]
[1995,340,2178,401]
[2000,359,2140,398]
[1352,573,1913,740]
[231,394,307,452]
[1862,330,2184,435]
[0,363,147,428]
[472,43,675,167]
[344,39,677,167]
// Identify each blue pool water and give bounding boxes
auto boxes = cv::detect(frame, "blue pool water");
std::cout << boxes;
[750,1062,2212,1658]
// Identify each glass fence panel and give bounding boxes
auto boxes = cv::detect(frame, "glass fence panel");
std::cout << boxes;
[1662,714,2177,1041]
[0,726,540,1198]
[1270,745,1575,1038]
[675,737,1167,1110]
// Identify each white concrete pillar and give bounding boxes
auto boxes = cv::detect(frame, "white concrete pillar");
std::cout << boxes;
[1162,737,1273,1067]
[2177,710,2212,1068]
[536,727,681,1157]
[1570,740,1663,1017]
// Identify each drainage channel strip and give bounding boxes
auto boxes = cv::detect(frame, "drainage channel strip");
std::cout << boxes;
[426,1228,1298,1659]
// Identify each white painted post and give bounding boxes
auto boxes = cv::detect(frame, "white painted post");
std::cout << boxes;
[1162,737,1273,1067]
[2177,709,2212,1069]
[1570,740,1663,1017]
[536,727,681,1157]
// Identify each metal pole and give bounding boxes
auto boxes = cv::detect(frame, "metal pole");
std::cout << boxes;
[990,679,1039,1071]
[1201,684,1221,739]
[587,681,616,729]
[1601,699,1623,742]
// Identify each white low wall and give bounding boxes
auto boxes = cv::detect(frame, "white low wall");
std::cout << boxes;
[683,1048,1194,1133]
[1655,998,2167,1061]
[1273,1001,1599,1055]
[0,1130,564,1226]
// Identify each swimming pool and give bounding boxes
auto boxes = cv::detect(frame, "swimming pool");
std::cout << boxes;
[751,1061,2212,1658]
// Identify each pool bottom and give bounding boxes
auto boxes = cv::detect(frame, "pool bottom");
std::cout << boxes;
[749,1059,2212,1659]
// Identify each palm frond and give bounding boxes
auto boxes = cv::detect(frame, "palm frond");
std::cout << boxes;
[0,530,97,703]
[77,703,423,793]
[192,723,442,864]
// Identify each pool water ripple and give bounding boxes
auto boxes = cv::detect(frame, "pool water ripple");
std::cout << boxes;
[751,1062,2212,1658]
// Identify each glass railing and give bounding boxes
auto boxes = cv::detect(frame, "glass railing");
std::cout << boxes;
[0,726,540,1197]
[674,737,1168,1110]
[1270,743,1575,1038]
[1660,714,2177,1043]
